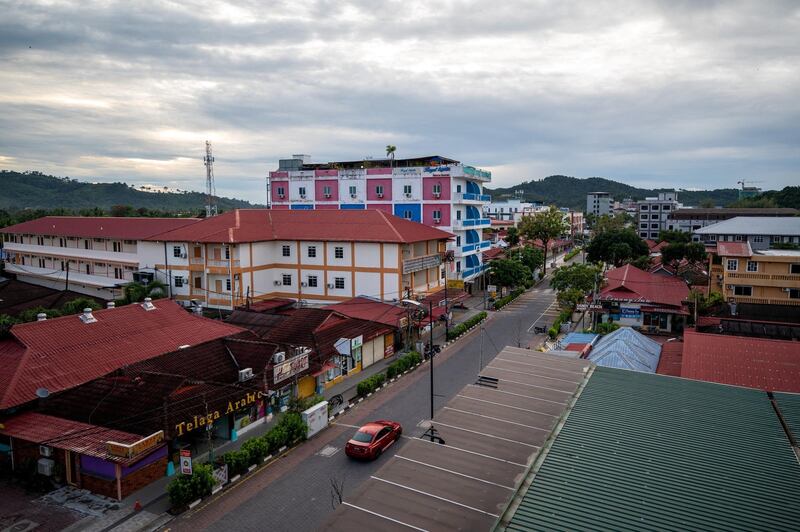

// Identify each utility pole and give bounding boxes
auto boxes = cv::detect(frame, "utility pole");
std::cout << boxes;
[478,324,484,373]
[64,261,70,292]
[429,300,434,421]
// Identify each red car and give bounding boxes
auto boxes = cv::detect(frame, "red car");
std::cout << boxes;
[345,420,403,460]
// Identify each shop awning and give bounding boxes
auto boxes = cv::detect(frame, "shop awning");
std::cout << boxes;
[640,305,690,316]
[312,359,338,377]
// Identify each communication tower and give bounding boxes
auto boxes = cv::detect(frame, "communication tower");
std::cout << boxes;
[204,141,217,217]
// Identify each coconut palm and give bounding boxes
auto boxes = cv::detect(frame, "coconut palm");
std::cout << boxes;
[385,145,396,167]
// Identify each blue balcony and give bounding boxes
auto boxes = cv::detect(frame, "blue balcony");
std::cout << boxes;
[453,218,491,229]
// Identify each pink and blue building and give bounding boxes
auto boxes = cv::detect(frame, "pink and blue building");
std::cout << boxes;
[269,155,492,283]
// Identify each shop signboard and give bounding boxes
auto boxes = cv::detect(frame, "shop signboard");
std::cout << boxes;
[274,352,310,384]
[302,400,329,439]
[106,430,164,459]
[393,167,421,177]
[620,306,641,319]
[447,279,465,290]
[423,165,451,176]
[180,450,192,475]
[384,344,394,358]
[174,391,266,436]
[339,169,366,179]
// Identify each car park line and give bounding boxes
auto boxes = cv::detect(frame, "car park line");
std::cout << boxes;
[370,476,500,518]
[455,394,558,417]
[410,435,528,467]
[493,356,588,375]
[465,384,567,404]
[394,455,514,490]
[485,364,582,384]
[431,422,540,448]
[341,502,429,532]
[442,407,551,432]
[473,377,573,395]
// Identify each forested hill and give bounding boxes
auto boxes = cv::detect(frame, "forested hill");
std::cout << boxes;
[0,171,261,212]
[486,175,742,209]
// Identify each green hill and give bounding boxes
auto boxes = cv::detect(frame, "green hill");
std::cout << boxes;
[0,170,261,212]
[486,175,742,209]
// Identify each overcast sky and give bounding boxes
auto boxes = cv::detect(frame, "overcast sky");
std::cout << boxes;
[0,0,798,201]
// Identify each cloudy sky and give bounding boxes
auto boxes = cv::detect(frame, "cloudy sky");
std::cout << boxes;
[0,0,798,201]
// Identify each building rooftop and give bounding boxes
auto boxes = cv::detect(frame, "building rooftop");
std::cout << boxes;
[146,209,453,244]
[756,249,800,257]
[0,299,245,410]
[0,216,199,239]
[587,327,662,373]
[323,297,408,328]
[281,155,460,170]
[0,279,106,317]
[680,329,800,393]
[599,264,689,308]
[716,241,753,257]
[695,216,800,236]
[672,207,799,217]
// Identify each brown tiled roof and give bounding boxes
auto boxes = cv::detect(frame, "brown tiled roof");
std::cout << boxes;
[0,216,199,239]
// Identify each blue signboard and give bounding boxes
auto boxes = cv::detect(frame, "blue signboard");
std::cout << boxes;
[620,306,641,319]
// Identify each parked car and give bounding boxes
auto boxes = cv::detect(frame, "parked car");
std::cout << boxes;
[345,420,403,460]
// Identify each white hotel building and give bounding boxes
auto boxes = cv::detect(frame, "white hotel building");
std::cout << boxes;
[268,155,492,284]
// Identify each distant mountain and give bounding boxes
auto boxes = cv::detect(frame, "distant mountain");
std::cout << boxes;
[0,170,261,212]
[486,175,742,210]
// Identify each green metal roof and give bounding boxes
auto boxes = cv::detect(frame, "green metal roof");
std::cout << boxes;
[774,392,800,444]
[504,368,800,531]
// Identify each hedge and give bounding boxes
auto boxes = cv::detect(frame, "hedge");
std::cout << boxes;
[493,288,525,310]
[548,308,575,339]
[357,372,387,397]
[446,312,488,341]
[564,248,580,261]
[167,412,308,509]
[386,351,422,380]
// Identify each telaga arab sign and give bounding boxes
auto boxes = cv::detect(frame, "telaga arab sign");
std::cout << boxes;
[175,391,266,436]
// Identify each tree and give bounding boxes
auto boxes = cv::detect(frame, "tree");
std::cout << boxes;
[657,229,691,244]
[550,263,599,294]
[505,226,520,247]
[661,242,706,267]
[593,213,627,234]
[699,199,715,208]
[518,206,568,277]
[18,306,62,323]
[385,145,396,167]
[490,259,531,288]
[121,279,168,304]
[585,229,649,266]
[61,297,101,316]
[0,314,19,338]
[517,246,544,274]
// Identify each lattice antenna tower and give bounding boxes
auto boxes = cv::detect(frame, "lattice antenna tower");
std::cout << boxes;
[204,140,217,217]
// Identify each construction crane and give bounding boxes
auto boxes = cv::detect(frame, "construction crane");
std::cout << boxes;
[204,141,217,217]
[737,179,763,190]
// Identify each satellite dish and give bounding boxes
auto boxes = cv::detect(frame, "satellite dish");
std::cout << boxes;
[35,388,50,399]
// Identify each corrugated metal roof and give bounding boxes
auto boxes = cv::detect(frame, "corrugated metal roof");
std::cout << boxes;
[505,367,800,531]
[560,332,599,346]
[694,216,800,235]
[587,327,662,373]
[773,392,800,445]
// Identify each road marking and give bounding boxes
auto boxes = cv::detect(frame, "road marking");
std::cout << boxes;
[476,376,573,395]
[410,435,527,467]
[431,422,540,448]
[333,422,362,430]
[443,407,550,432]
[455,394,557,417]
[342,502,429,531]
[527,300,559,332]
[484,364,580,384]
[395,455,514,490]
[466,384,567,405]
[317,445,341,458]
[371,476,500,518]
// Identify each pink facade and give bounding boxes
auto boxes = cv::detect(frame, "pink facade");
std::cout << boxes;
[368,204,393,214]
[423,177,451,200]
[366,168,392,175]
[423,204,450,226]
[269,171,288,178]
[315,204,339,210]
[315,180,339,202]
[271,180,289,203]
[270,204,290,210]
[315,169,338,177]
[366,178,392,201]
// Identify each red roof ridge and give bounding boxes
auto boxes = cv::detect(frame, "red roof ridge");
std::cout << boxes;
[377,209,404,242]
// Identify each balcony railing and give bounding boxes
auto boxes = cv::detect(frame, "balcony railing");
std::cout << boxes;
[208,259,240,268]
[728,272,800,281]
[456,193,491,203]
[190,257,204,265]
[452,218,491,229]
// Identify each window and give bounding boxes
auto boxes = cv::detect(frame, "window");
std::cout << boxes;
[226,278,231,291]
[173,246,182,258]
[651,223,659,229]
[282,274,292,286]
[403,184,412,195]
[307,275,318,288]
[734,235,743,242]
[334,246,344,259]
[38,258,45,268]
[640,232,648,238]
[790,264,800,274]
[641,205,649,210]
[790,288,800,299]
[282,245,291,257]
[276,186,285,197]
[114,267,124,279]
[433,209,442,222]
[456,260,461,272]
[224,246,230,259]
[85,264,90,275]
[456,185,462,193]
[708,235,716,241]
[733,286,752,296]
[640,223,647,229]
[112,241,122,252]
[36,236,44,245]
[432,183,441,195]
[307,245,317,258]
[651,214,659,219]
[298,186,307,197]
[334,277,345,290]
[652,205,660,210]
[456,236,461,246]
[194,277,202,289]
[726,259,738,271]
[323,185,331,196]
[84,240,90,250]
[174,276,184,288]
[349,185,357,196]
[753,235,764,243]
[746,261,758,272]
[456,210,462,220]
[663,205,671,210]
[376,185,384,195]
[403,210,412,220]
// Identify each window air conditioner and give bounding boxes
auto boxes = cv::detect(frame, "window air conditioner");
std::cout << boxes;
[725,284,733,291]
[405,193,412,198]
[433,218,441,224]
[238,368,254,382]
[350,193,357,199]
[433,193,440,198]
[273,352,286,364]
[324,193,331,198]
[783,287,792,292]
[278,194,285,199]
[274,280,282,286]
[301,282,308,287]
[38,458,55,476]
[327,283,335,289]
[39,445,53,457]
[300,194,306,199]
[377,193,384,198]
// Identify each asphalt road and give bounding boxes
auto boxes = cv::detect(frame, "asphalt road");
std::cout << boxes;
[166,284,559,532]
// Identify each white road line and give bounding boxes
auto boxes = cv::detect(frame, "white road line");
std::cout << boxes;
[468,384,567,405]
[432,422,540,448]
[527,300,559,332]
[342,502,429,532]
[494,357,586,375]
[333,422,362,429]
[410,435,527,467]
[395,455,514,490]
[443,407,550,432]
[484,364,580,385]
[371,476,500,518]
[455,394,557,417]
[472,377,572,395]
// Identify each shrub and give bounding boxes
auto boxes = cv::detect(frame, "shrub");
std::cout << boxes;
[548,326,558,339]
[167,463,215,508]
[493,288,525,310]
[387,363,398,380]
[564,248,581,261]
[446,312,488,341]
[356,372,388,397]
[222,450,250,477]
[595,322,620,335]
[288,394,324,413]
[240,437,268,465]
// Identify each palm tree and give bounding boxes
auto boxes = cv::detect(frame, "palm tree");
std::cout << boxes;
[385,145,396,167]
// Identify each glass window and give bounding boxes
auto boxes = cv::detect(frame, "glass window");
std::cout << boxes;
[456,260,461,272]
[651,224,659,229]
[276,186,285,197]
[352,431,373,443]
[753,235,764,243]
[640,223,647,229]
[308,245,316,258]
[334,277,345,290]
[746,261,758,272]
[225,247,230,259]
[433,183,441,195]
[790,264,800,274]
[174,276,184,288]
[640,232,648,238]
[323,186,331,196]
[433,209,442,221]
[376,185,384,195]
[349,185,357,195]
[735,235,743,241]
[790,288,800,299]
[298,186,306,196]
[282,274,292,286]
[651,214,659,219]
[282,245,291,257]
[226,278,231,291]
[173,246,182,257]
[652,205,660,210]
[456,185,462,193]
[456,210,462,220]
[733,286,752,296]
[641,205,649,210]
[307,275,318,287]
[726,259,738,271]
[403,184,412,195]
[403,210,412,220]
[334,246,344,259]
[456,236,461,246]
[663,205,671,210]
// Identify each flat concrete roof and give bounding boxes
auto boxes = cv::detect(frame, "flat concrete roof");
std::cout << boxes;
[324,347,592,531]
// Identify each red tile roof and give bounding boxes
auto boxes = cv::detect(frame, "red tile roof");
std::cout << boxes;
[0,216,199,240]
[323,297,408,328]
[681,329,800,392]
[0,299,245,410]
[656,340,683,377]
[599,264,689,308]
[715,242,752,257]
[146,209,453,244]
[0,412,159,465]
[645,239,668,253]
[482,247,506,261]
